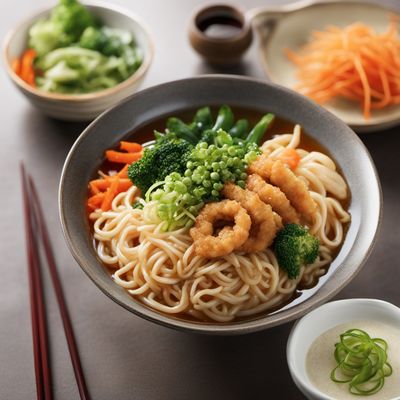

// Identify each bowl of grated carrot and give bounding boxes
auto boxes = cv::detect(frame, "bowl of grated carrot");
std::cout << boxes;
[255,0,400,132]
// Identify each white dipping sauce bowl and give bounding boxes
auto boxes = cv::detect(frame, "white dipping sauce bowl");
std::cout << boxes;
[287,299,400,400]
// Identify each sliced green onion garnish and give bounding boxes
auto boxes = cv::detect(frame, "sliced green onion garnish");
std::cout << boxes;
[330,328,392,396]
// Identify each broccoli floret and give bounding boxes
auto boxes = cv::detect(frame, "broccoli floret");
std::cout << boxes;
[28,19,70,56]
[51,0,97,42]
[274,223,319,279]
[79,26,106,51]
[128,138,192,194]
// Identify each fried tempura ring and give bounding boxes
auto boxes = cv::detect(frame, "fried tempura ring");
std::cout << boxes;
[248,155,317,222]
[190,200,251,258]
[246,174,299,224]
[222,183,278,253]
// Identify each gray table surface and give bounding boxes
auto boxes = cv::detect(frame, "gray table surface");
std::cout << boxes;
[1,0,399,399]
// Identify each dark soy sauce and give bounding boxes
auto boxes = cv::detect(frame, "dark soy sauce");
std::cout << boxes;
[197,15,244,39]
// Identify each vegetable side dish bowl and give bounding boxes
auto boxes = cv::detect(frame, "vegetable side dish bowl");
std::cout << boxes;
[59,75,381,334]
[3,0,153,121]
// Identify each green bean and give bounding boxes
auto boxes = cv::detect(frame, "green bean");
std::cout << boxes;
[166,117,198,144]
[229,119,249,138]
[212,105,234,131]
[246,113,275,144]
[192,106,213,134]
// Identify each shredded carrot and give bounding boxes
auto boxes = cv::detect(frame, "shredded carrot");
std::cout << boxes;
[286,16,400,119]
[89,178,132,194]
[87,193,106,211]
[106,150,142,164]
[277,148,301,170]
[120,141,142,153]
[87,142,141,211]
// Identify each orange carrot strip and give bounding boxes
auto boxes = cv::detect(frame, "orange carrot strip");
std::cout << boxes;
[120,141,142,153]
[101,177,120,211]
[277,148,301,170]
[89,178,132,192]
[89,181,101,195]
[20,49,36,84]
[87,193,106,211]
[117,164,129,178]
[105,150,142,164]
[12,58,21,75]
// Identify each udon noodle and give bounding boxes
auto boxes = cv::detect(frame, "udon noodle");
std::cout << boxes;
[90,126,350,322]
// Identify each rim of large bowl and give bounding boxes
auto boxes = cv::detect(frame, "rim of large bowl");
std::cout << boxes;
[59,74,382,335]
[2,0,154,102]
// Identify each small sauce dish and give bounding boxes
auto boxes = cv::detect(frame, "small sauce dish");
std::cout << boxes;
[287,299,400,400]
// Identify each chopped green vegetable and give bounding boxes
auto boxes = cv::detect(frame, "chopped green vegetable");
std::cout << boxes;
[212,105,234,131]
[79,26,107,51]
[147,129,260,231]
[27,0,142,94]
[127,137,192,195]
[166,117,199,144]
[132,200,144,210]
[273,223,319,279]
[191,106,213,134]
[331,329,392,395]
[50,0,97,42]
[28,19,70,57]
[229,119,249,139]
[246,113,275,144]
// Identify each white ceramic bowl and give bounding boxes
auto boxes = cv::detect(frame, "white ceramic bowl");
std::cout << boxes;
[287,299,400,400]
[2,1,153,121]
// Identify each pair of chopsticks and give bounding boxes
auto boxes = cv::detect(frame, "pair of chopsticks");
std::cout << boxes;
[20,163,90,400]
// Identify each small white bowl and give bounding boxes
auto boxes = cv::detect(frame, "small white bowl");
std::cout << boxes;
[287,299,400,400]
[2,1,153,121]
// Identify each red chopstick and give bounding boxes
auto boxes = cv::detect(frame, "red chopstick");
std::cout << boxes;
[20,163,90,400]
[21,164,53,400]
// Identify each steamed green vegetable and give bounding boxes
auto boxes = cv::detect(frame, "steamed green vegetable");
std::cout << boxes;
[331,329,392,395]
[273,223,319,279]
[144,130,259,231]
[127,135,192,195]
[126,105,276,231]
[27,0,142,94]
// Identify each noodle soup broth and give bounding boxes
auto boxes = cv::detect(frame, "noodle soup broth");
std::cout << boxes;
[88,107,350,323]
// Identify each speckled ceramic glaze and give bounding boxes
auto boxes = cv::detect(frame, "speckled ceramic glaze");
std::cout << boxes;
[3,1,153,121]
[59,75,382,335]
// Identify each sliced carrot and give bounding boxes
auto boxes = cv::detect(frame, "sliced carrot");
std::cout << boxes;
[12,58,21,75]
[105,150,142,164]
[89,178,132,193]
[20,49,36,84]
[87,193,106,211]
[101,177,120,211]
[89,181,101,195]
[278,148,301,170]
[120,141,142,153]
